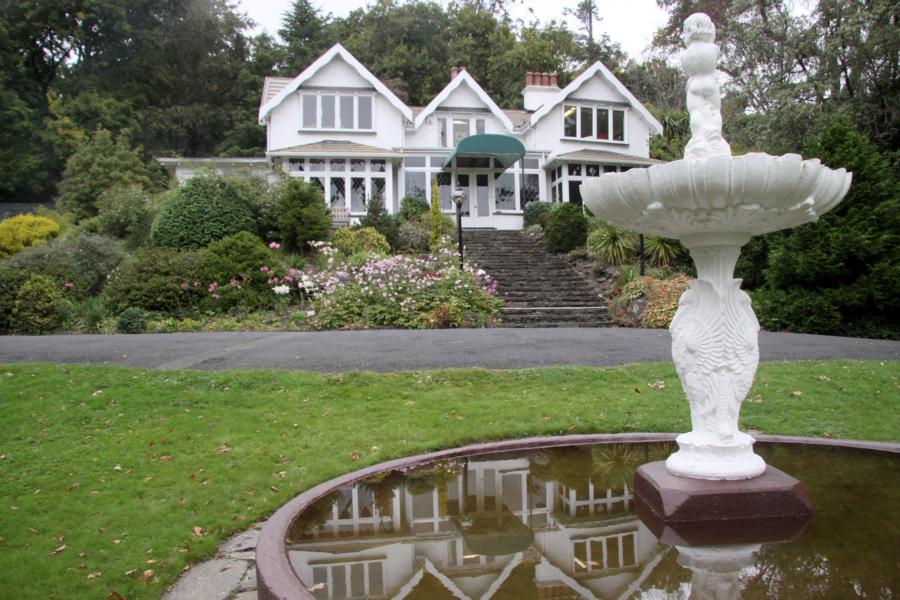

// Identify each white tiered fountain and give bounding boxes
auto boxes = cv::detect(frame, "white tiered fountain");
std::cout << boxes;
[583,13,852,481]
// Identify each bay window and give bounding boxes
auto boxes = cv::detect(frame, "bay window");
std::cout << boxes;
[563,104,626,142]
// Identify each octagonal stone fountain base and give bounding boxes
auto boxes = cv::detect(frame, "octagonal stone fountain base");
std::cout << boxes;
[634,461,812,531]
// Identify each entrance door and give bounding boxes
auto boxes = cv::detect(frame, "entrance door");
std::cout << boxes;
[457,171,493,228]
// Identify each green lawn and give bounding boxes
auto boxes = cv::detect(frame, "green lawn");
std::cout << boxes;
[0,360,898,599]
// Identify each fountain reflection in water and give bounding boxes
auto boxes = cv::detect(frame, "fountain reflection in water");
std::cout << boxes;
[283,442,898,599]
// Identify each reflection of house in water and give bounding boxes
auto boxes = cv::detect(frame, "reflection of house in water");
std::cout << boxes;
[287,456,665,599]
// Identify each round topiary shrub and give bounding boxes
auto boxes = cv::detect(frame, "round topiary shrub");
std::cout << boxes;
[10,234,127,298]
[544,203,589,253]
[270,178,331,253]
[0,214,61,257]
[103,247,206,315]
[200,231,279,311]
[116,307,148,334]
[151,175,257,249]
[13,273,66,334]
[524,201,555,228]
[332,227,390,256]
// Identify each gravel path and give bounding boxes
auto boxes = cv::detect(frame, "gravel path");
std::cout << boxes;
[1,328,898,371]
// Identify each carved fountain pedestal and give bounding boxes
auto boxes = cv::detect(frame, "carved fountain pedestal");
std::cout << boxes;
[583,12,851,524]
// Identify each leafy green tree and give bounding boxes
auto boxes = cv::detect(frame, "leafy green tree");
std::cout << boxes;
[57,129,156,220]
[278,0,334,75]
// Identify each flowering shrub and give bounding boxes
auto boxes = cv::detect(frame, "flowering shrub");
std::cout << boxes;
[608,274,691,328]
[641,275,691,328]
[303,243,501,329]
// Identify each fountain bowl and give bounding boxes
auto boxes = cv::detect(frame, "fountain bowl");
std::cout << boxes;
[582,152,852,241]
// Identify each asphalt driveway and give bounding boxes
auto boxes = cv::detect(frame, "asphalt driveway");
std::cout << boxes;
[1,328,898,372]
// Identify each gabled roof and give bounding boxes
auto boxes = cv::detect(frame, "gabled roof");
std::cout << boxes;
[413,70,515,132]
[529,62,663,135]
[261,77,293,109]
[258,43,412,124]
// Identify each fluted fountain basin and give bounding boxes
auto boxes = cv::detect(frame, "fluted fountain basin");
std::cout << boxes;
[582,153,852,240]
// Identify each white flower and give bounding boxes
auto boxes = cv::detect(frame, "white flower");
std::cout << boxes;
[306,310,316,317]
[272,284,291,295]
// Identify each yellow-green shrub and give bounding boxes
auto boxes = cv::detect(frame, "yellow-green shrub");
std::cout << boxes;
[332,227,390,256]
[0,215,61,257]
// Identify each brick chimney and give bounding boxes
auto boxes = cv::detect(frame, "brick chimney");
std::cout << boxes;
[522,70,561,111]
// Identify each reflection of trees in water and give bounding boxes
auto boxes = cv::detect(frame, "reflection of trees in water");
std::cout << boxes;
[286,492,339,541]
[493,562,540,600]
[740,444,900,598]
[404,572,458,600]
[362,470,407,515]
[530,442,676,491]
[403,461,464,496]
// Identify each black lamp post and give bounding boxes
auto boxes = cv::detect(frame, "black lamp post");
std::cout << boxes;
[639,233,646,276]
[452,189,465,268]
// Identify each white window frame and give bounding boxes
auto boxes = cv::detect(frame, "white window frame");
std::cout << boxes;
[437,114,488,147]
[562,104,628,144]
[299,92,376,132]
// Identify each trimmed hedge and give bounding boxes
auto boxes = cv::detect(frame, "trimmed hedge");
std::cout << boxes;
[151,175,257,249]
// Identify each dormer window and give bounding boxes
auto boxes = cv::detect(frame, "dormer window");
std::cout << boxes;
[564,104,626,142]
[300,91,374,131]
[438,115,487,147]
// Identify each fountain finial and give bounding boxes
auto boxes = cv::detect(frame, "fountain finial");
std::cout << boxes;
[681,13,731,160]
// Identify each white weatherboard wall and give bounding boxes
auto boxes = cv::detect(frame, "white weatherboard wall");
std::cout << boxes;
[267,55,405,152]
[531,74,652,157]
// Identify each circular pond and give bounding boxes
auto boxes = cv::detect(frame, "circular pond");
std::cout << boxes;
[257,435,899,599]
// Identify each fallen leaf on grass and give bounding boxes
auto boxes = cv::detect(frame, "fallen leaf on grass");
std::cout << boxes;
[349,452,360,460]
[50,544,67,556]
[790,391,803,398]
[274,471,287,478]
[112,539,121,545]
[105,592,126,600]
[648,380,665,390]
[86,571,102,580]
[216,444,231,453]
[192,527,207,537]
[158,455,173,462]
[818,375,831,382]
[124,569,137,576]
[270,486,280,493]
[139,569,154,581]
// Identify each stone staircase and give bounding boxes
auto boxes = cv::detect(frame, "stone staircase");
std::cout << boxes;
[464,230,610,328]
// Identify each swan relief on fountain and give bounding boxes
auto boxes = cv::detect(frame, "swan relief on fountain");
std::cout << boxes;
[581,12,853,481]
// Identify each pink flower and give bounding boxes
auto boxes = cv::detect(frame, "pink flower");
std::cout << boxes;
[63,282,75,289]
[269,242,281,249]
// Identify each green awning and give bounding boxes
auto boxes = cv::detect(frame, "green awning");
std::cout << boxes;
[442,134,526,170]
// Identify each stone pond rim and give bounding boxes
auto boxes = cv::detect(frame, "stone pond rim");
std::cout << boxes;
[254,432,900,600]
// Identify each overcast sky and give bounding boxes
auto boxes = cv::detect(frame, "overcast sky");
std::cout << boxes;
[236,0,670,61]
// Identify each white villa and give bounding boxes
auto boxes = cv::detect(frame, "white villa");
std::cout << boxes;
[160,44,662,230]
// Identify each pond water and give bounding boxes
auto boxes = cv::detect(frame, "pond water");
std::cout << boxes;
[285,442,899,599]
